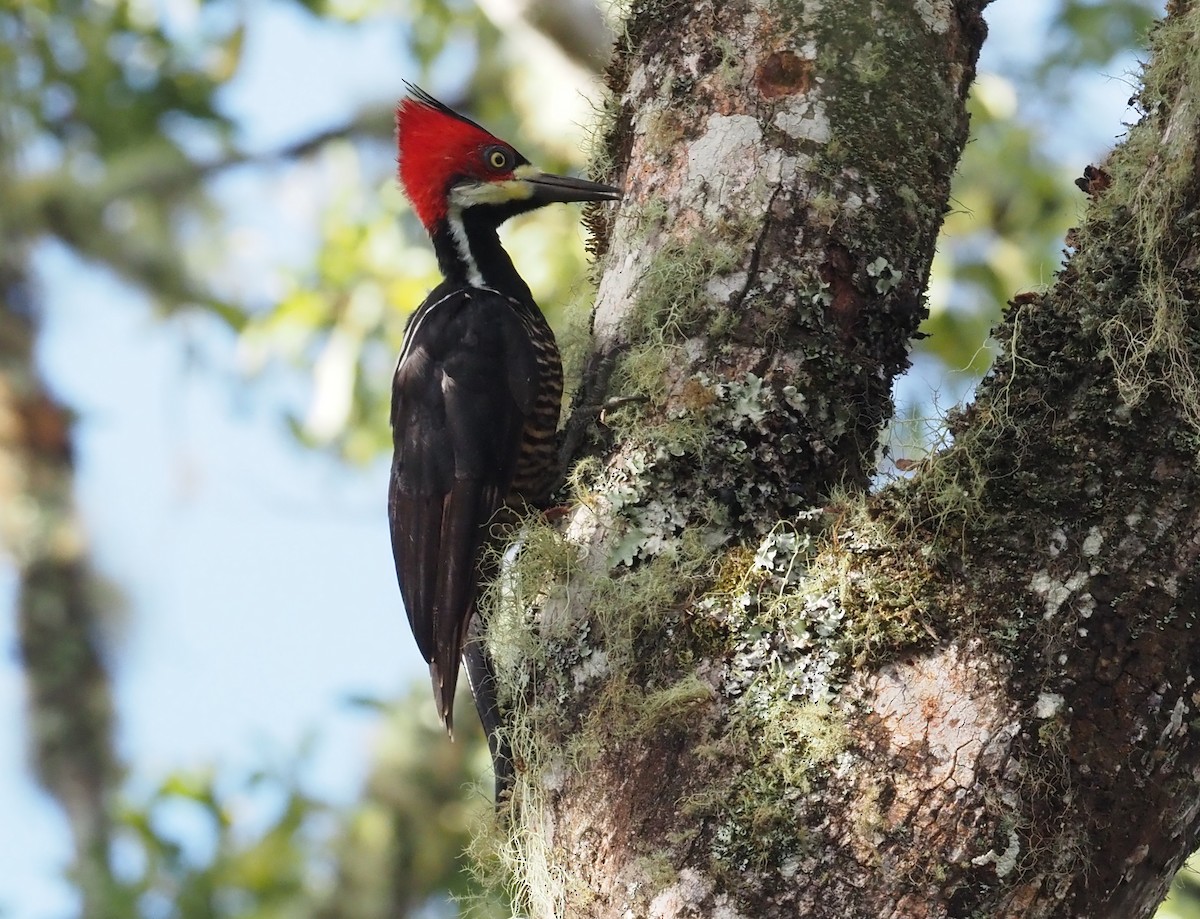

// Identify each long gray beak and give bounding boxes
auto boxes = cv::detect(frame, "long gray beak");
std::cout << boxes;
[525,172,622,204]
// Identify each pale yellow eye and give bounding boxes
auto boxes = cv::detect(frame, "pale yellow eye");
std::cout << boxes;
[486,147,510,171]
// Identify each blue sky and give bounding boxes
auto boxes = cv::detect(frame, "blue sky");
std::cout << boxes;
[0,1,1160,916]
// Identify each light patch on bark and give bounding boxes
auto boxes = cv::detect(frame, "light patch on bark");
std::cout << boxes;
[1161,694,1188,744]
[593,86,803,347]
[706,271,749,302]
[912,0,953,34]
[1034,691,1064,719]
[868,643,1017,801]
[540,756,568,792]
[1029,568,1089,618]
[854,643,1022,892]
[647,868,715,918]
[682,114,766,221]
[591,214,644,348]
[970,827,1021,878]
[772,97,832,143]
[1046,526,1067,557]
[572,649,609,688]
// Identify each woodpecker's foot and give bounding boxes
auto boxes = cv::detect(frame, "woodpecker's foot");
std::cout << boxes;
[541,503,573,524]
[598,393,649,424]
[551,392,651,500]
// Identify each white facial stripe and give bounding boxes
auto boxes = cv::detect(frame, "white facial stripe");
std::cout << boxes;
[446,206,484,288]
[448,178,536,208]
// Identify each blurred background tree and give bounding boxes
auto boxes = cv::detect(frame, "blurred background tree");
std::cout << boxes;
[2,0,1193,917]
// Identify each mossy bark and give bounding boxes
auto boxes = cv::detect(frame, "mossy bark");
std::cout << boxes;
[486,1,1200,917]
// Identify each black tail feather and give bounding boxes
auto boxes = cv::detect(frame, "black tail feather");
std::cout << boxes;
[462,620,512,804]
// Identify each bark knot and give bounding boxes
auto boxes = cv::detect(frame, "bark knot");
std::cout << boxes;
[820,244,863,342]
[755,51,814,99]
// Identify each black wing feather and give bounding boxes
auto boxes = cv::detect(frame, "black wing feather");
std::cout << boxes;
[388,285,538,732]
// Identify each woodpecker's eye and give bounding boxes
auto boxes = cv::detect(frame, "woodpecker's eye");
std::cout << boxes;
[485,146,512,171]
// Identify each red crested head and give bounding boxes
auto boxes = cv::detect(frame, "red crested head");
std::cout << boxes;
[395,85,523,230]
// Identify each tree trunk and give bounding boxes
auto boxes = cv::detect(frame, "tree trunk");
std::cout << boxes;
[0,237,117,916]
[484,1,1200,917]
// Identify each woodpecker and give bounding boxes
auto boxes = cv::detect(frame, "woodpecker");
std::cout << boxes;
[389,85,620,787]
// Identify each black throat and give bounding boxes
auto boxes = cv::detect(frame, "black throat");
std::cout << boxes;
[430,203,535,304]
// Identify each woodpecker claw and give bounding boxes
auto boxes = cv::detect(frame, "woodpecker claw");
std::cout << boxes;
[598,393,650,424]
[541,503,573,523]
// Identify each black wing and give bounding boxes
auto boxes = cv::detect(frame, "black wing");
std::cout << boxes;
[388,284,539,733]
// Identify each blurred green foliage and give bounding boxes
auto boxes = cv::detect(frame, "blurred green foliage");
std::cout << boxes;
[921,72,1078,379]
[1,0,1192,916]
[1161,863,1200,919]
[0,0,244,318]
[1043,0,1160,77]
[96,694,505,919]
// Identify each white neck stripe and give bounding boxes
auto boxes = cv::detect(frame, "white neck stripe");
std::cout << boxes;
[446,207,484,288]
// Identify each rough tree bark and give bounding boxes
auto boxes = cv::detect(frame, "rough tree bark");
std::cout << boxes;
[481,1,1200,917]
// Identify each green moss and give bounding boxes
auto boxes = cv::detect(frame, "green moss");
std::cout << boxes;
[712,34,744,85]
[490,516,716,750]
[476,511,727,910]
[581,86,622,186]
[642,107,686,159]
[880,7,1200,575]
[694,700,848,875]
[1084,9,1200,432]
[602,218,759,450]
[623,225,751,345]
[637,673,714,729]
[787,3,970,302]
[611,335,682,418]
[633,851,679,894]
[814,5,963,181]
[483,521,583,671]
[632,197,670,239]
[556,283,600,410]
